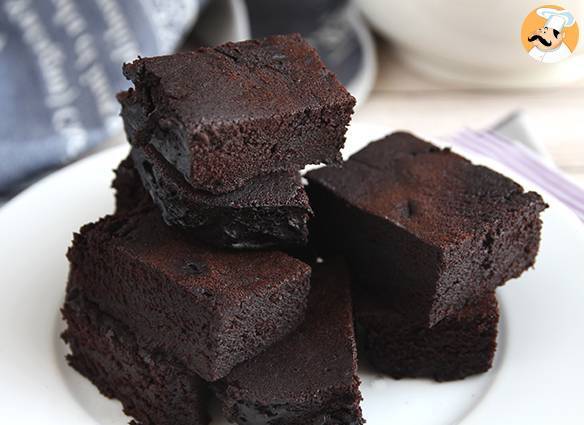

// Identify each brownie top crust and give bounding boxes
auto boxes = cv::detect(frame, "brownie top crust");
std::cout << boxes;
[306,132,547,248]
[219,260,358,403]
[75,208,311,302]
[122,33,354,125]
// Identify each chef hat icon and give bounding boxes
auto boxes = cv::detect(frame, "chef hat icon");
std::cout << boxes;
[536,8,576,32]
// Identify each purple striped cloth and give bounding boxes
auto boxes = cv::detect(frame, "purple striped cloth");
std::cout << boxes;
[447,128,584,222]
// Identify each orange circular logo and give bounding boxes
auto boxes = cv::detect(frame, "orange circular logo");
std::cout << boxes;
[521,5,579,63]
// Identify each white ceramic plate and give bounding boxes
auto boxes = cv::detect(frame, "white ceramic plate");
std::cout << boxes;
[1,123,583,424]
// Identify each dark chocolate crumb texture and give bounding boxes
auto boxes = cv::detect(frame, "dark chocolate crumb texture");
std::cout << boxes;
[62,295,209,425]
[355,288,499,382]
[214,260,364,425]
[306,132,547,327]
[126,145,312,249]
[118,33,355,194]
[65,207,311,381]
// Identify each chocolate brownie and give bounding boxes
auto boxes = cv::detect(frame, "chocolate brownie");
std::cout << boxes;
[214,261,364,425]
[66,208,311,381]
[62,295,209,425]
[306,132,547,326]
[118,33,355,194]
[128,145,312,248]
[355,290,499,382]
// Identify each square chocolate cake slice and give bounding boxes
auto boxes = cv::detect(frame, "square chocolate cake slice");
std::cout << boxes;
[306,132,546,326]
[125,145,312,249]
[66,208,311,381]
[214,261,364,425]
[118,33,355,194]
[62,295,209,425]
[355,290,499,382]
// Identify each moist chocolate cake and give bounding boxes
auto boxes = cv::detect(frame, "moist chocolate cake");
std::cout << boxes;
[306,132,547,327]
[214,261,364,425]
[66,208,311,381]
[62,295,209,425]
[118,33,355,194]
[128,145,312,248]
[355,290,499,382]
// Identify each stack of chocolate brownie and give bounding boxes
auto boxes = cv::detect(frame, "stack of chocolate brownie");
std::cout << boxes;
[61,34,364,425]
[116,33,355,249]
[306,131,547,381]
[61,32,547,425]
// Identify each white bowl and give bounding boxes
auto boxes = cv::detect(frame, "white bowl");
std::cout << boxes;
[359,0,584,88]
